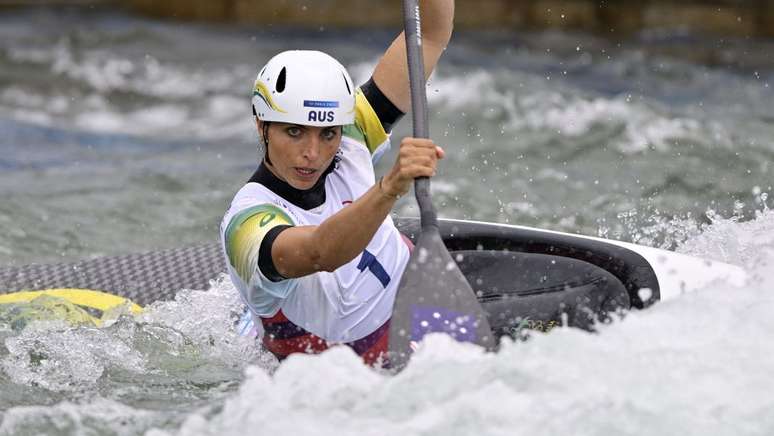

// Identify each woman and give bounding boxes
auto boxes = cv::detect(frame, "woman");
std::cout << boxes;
[221,0,453,366]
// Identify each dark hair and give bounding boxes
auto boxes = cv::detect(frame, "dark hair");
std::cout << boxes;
[261,121,272,165]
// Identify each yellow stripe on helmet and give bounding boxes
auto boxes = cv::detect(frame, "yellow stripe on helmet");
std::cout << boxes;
[253,81,288,113]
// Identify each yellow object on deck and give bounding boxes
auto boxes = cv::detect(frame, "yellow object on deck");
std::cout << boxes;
[0,288,143,327]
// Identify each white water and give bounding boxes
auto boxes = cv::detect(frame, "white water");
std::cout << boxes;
[145,219,770,436]
[151,211,771,436]
[3,212,771,435]
[2,10,774,435]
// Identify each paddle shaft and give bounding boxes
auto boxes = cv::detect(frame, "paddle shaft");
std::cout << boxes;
[402,0,438,231]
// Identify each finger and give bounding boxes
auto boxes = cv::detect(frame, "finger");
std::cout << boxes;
[401,137,436,149]
[435,146,445,159]
[407,163,436,179]
[402,155,435,169]
[401,146,436,164]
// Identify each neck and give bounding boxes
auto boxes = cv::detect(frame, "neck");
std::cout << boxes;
[248,160,335,210]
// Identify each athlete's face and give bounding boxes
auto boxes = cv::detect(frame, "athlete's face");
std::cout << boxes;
[259,120,342,190]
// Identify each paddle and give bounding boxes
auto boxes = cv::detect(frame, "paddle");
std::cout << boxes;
[387,0,496,370]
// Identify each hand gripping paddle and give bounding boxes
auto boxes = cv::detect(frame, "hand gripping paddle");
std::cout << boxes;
[387,0,496,370]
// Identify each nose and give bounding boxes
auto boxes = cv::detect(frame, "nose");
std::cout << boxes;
[301,135,321,162]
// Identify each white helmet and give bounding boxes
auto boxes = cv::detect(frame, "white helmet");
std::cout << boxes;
[252,50,356,127]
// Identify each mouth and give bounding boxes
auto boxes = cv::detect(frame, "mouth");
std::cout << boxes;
[293,167,318,180]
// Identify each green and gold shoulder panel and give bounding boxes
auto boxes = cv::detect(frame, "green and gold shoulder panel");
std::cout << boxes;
[342,88,389,155]
[224,204,294,283]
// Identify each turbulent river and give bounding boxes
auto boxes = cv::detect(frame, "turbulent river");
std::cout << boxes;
[0,7,772,436]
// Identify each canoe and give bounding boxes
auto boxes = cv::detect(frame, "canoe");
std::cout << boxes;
[0,217,746,336]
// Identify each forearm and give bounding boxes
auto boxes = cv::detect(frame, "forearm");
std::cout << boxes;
[273,181,399,278]
[310,138,445,272]
[271,138,442,279]
[312,182,398,271]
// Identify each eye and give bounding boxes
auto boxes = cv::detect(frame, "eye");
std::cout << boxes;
[322,128,339,141]
[286,126,301,137]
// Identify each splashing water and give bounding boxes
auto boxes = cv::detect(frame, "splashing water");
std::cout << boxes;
[2,215,773,435]
[147,211,774,436]
[1,9,774,436]
[0,277,277,434]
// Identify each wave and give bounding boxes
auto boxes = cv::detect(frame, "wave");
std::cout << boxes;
[149,211,774,436]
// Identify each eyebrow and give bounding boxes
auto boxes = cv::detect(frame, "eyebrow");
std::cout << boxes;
[286,124,339,133]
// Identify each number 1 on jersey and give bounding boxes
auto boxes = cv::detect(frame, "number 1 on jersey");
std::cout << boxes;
[357,249,391,288]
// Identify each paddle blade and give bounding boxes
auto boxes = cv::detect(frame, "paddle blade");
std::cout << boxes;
[387,227,495,370]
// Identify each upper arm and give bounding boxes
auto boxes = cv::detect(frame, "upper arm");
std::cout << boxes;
[223,202,328,283]
[223,203,295,286]
[271,225,329,279]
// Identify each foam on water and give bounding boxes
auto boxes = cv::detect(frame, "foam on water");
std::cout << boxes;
[0,279,276,433]
[1,33,255,143]
[426,68,735,155]
[0,398,171,436]
[4,34,758,156]
[2,211,772,436]
[2,12,771,253]
[0,280,267,393]
[679,208,774,267]
[136,277,269,369]
[2,10,774,434]
[2,320,147,392]
[137,212,774,436]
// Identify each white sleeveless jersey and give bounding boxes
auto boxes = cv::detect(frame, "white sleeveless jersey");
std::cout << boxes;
[221,89,409,343]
